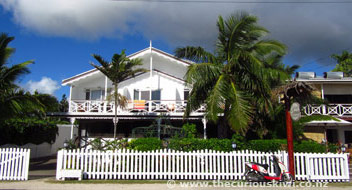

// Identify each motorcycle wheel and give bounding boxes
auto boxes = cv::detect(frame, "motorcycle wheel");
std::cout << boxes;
[245,171,258,182]
[282,173,294,184]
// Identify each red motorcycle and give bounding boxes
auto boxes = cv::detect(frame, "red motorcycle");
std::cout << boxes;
[244,155,293,183]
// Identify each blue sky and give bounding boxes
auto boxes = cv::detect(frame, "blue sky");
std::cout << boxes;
[1,0,345,99]
[0,8,174,99]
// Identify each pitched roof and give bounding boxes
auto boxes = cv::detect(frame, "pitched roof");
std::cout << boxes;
[62,47,191,86]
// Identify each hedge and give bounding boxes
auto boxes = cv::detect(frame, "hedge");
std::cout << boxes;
[0,117,59,145]
[294,140,326,153]
[168,138,233,152]
[128,138,163,151]
[83,137,331,153]
[247,139,282,152]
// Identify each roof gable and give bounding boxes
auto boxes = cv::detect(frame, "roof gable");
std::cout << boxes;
[62,47,191,86]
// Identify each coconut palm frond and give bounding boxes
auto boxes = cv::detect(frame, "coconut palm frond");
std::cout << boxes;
[106,92,128,109]
[91,50,147,139]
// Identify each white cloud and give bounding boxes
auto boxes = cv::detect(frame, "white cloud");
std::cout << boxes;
[0,0,141,40]
[25,77,60,95]
[1,0,352,66]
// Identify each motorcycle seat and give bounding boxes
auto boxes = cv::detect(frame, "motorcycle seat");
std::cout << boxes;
[256,163,269,170]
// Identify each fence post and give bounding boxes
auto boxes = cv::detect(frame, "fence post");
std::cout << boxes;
[343,153,350,182]
[56,150,63,180]
[23,149,30,180]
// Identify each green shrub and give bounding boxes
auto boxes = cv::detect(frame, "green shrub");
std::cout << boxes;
[168,138,203,151]
[128,138,163,151]
[105,139,129,150]
[327,143,339,153]
[247,139,282,152]
[231,134,247,150]
[294,140,326,153]
[206,138,233,152]
[89,138,105,151]
[182,123,197,138]
[63,139,77,150]
[0,117,58,145]
[168,138,233,152]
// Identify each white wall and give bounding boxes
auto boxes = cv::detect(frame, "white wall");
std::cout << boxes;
[71,71,187,101]
[323,84,352,95]
[71,72,108,100]
[0,125,78,158]
[119,71,186,101]
[68,50,189,101]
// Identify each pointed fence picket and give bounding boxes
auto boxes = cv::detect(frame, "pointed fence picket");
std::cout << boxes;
[56,149,349,182]
[0,148,30,181]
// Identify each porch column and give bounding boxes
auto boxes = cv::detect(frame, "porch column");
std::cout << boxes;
[149,41,153,112]
[69,85,73,112]
[157,118,161,139]
[105,76,108,99]
[104,76,108,113]
[202,117,207,139]
[70,118,76,139]
[113,117,119,139]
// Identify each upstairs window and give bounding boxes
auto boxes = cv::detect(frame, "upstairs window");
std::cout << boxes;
[85,89,105,100]
[134,89,161,101]
[184,89,190,101]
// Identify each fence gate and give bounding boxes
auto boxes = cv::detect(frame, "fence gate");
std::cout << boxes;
[306,153,350,182]
[0,148,31,180]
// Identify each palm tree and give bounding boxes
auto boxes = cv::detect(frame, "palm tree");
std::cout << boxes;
[0,33,41,121]
[250,54,300,138]
[331,50,352,76]
[175,12,288,137]
[90,50,147,139]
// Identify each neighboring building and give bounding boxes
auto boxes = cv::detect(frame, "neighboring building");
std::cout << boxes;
[296,72,352,144]
[57,46,208,143]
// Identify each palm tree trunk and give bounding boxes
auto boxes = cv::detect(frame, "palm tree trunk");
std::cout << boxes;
[114,83,118,139]
[217,103,230,139]
[217,117,229,139]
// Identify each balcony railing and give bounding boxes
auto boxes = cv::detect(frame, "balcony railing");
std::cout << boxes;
[303,104,352,117]
[69,100,206,114]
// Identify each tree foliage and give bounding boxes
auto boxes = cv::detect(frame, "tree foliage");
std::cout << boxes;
[0,33,63,145]
[0,117,59,145]
[0,33,43,121]
[331,50,352,76]
[90,50,148,138]
[59,94,69,112]
[175,12,293,137]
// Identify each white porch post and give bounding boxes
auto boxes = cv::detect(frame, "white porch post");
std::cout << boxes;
[104,76,108,112]
[202,117,207,139]
[105,76,108,99]
[157,118,161,139]
[70,118,76,139]
[69,85,72,112]
[113,117,119,138]
[321,84,324,100]
[149,40,153,112]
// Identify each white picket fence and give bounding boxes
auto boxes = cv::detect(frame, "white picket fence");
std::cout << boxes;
[56,149,350,182]
[0,148,31,180]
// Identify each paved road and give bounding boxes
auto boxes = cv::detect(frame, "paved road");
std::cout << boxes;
[0,178,350,190]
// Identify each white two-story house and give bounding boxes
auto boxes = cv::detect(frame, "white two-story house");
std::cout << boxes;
[297,72,352,145]
[60,46,209,143]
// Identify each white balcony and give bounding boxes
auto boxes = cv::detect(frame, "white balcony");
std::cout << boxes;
[68,100,206,114]
[303,104,352,117]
